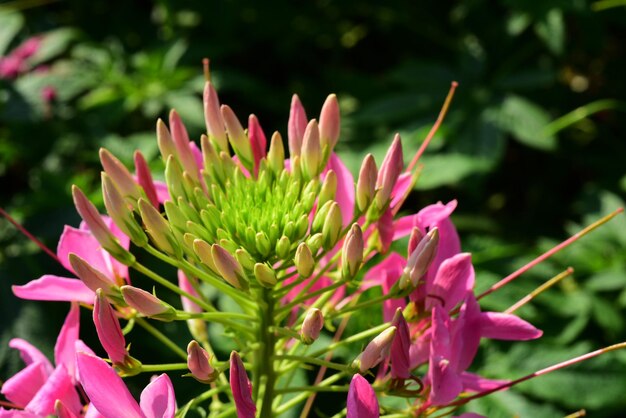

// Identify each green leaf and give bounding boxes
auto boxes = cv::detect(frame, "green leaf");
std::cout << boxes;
[415,153,492,190]
[0,10,23,55]
[491,95,557,150]
[166,93,205,129]
[28,28,78,66]
[470,390,563,418]
[534,9,565,55]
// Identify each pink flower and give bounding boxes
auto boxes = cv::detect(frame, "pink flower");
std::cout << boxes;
[12,217,130,304]
[347,374,379,418]
[76,352,175,418]
[93,289,129,365]
[229,352,256,418]
[0,304,84,417]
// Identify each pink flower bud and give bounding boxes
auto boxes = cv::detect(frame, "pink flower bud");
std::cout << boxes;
[121,286,175,320]
[211,244,249,290]
[203,82,228,152]
[178,271,208,342]
[93,289,128,365]
[319,93,340,150]
[157,119,177,161]
[169,110,200,181]
[69,253,116,296]
[222,104,254,170]
[342,223,364,279]
[375,135,403,210]
[347,374,379,418]
[301,119,322,179]
[294,242,315,278]
[230,351,256,418]
[300,308,324,344]
[401,227,439,289]
[356,154,377,213]
[134,150,159,208]
[138,198,180,257]
[288,94,308,157]
[193,239,219,274]
[187,340,217,383]
[99,148,142,201]
[355,326,397,372]
[390,309,411,380]
[407,226,424,256]
[54,400,79,418]
[248,114,267,176]
[101,173,147,247]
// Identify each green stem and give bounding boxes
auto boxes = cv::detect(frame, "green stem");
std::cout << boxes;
[140,363,188,372]
[329,292,397,318]
[275,355,349,373]
[274,385,352,394]
[135,317,187,360]
[259,288,277,418]
[277,279,346,315]
[274,373,346,415]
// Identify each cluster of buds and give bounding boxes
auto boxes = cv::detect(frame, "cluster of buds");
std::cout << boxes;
[3,64,625,418]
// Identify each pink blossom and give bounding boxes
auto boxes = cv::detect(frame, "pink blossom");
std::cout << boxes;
[229,351,256,418]
[347,374,379,418]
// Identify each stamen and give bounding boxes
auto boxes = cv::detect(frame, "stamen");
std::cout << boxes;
[0,207,60,264]
[478,208,623,300]
[565,410,586,418]
[504,267,574,314]
[406,81,458,173]
[203,58,211,82]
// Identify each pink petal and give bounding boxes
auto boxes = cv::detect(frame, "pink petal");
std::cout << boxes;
[84,403,106,418]
[100,217,130,281]
[26,365,82,416]
[54,303,80,383]
[154,181,170,203]
[189,141,204,170]
[327,154,354,227]
[56,400,81,418]
[460,372,509,392]
[390,172,413,210]
[12,275,95,304]
[0,408,40,418]
[347,374,379,418]
[479,312,543,341]
[451,294,482,372]
[288,94,308,156]
[229,352,256,418]
[390,312,411,379]
[428,306,462,406]
[427,253,475,311]
[57,226,110,275]
[409,327,431,368]
[8,338,53,372]
[1,361,48,407]
[93,291,128,364]
[76,352,143,418]
[377,209,394,253]
[392,215,416,240]
[140,374,176,418]
[248,114,267,176]
[177,270,202,314]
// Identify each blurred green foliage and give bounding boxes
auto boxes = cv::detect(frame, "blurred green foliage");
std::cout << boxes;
[1,0,626,416]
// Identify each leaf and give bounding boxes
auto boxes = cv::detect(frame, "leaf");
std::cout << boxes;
[491,95,557,150]
[166,93,205,129]
[470,390,564,418]
[28,28,77,66]
[585,269,626,292]
[414,153,492,190]
[534,9,565,55]
[0,10,23,55]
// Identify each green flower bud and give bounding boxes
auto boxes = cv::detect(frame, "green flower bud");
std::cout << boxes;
[99,148,142,201]
[121,286,177,321]
[255,231,272,258]
[306,233,324,254]
[221,104,254,171]
[254,263,277,288]
[300,120,322,179]
[267,131,285,174]
[101,173,147,247]
[342,223,364,279]
[356,154,377,213]
[322,202,342,250]
[193,239,219,275]
[312,200,333,233]
[295,242,315,278]
[276,236,291,260]
[138,199,181,258]
[211,244,249,291]
[236,248,256,271]
[318,170,337,209]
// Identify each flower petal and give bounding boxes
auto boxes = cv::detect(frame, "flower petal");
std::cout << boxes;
[12,275,95,304]
[0,361,48,407]
[54,303,80,383]
[327,154,354,227]
[140,374,176,418]
[8,338,52,372]
[229,352,256,418]
[427,253,475,311]
[479,312,543,341]
[347,374,379,418]
[459,372,509,392]
[26,365,82,417]
[57,225,109,275]
[428,306,462,406]
[76,352,143,418]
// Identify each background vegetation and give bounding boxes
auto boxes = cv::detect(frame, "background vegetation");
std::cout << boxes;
[1,0,626,416]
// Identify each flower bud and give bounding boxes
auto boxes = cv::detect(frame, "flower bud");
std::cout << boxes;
[255,231,272,257]
[165,155,187,202]
[306,233,324,254]
[375,135,403,211]
[356,154,377,213]
[312,200,333,233]
[354,326,397,373]
[322,202,342,250]
[69,253,118,297]
[157,118,177,162]
[275,235,291,259]
[230,351,256,418]
[203,82,228,152]
[187,340,217,383]
[347,374,379,418]
[192,239,219,274]
[201,135,226,186]
[138,198,181,258]
[342,224,364,279]
[400,227,439,289]
[169,110,199,181]
[72,186,132,264]
[390,308,411,380]
[319,93,340,151]
[318,170,337,209]
[121,286,176,321]
[235,248,256,271]
[254,263,277,288]
[288,94,308,157]
[295,242,315,278]
[300,308,324,344]
[407,226,423,256]
[222,104,254,171]
[267,131,285,174]
[248,114,267,176]
[134,150,159,208]
[211,244,249,291]
[102,173,148,247]
[301,119,322,179]
[93,289,129,365]
[99,148,142,201]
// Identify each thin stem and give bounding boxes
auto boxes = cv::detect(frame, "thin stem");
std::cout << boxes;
[140,363,188,372]
[406,81,458,173]
[278,279,346,315]
[505,267,574,314]
[330,292,397,318]
[478,208,623,300]
[275,385,352,394]
[0,207,60,264]
[276,355,350,373]
[275,373,346,415]
[447,342,626,408]
[259,288,277,418]
[135,317,187,360]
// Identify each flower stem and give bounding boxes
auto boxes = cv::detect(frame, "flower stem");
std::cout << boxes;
[504,267,574,314]
[135,317,187,360]
[259,288,277,418]
[140,363,188,372]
